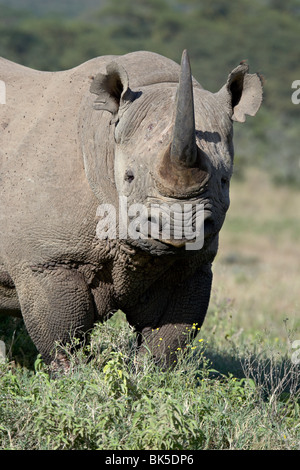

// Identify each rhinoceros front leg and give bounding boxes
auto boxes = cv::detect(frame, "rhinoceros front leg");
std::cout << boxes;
[133,264,213,368]
[13,266,95,369]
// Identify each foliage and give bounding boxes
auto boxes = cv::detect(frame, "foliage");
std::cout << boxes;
[0,0,105,18]
[0,311,299,450]
[0,0,299,187]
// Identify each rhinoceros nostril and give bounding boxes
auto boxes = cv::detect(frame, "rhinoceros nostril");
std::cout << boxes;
[124,169,135,183]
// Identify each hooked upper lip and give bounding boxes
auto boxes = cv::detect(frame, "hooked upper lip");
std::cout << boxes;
[131,199,216,246]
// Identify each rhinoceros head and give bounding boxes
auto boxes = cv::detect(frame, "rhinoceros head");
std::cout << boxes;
[90,51,263,252]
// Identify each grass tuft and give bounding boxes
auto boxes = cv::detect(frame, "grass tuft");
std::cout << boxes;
[0,309,299,450]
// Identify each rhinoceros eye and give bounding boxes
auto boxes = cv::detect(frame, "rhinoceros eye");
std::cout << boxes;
[124,169,135,183]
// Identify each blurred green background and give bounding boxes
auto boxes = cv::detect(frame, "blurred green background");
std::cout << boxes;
[1,0,300,186]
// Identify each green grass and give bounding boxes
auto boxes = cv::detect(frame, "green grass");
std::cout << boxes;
[0,309,299,450]
[225,216,300,242]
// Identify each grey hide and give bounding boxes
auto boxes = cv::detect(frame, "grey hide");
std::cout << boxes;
[0,51,263,368]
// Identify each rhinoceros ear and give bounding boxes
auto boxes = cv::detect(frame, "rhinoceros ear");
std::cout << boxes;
[216,63,263,122]
[90,62,136,121]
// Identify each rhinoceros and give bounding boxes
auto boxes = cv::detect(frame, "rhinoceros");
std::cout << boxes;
[0,50,263,369]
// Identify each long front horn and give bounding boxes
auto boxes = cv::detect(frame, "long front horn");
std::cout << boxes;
[170,50,197,167]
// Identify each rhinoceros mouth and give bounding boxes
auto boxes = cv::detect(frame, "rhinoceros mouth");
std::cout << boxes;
[126,196,215,250]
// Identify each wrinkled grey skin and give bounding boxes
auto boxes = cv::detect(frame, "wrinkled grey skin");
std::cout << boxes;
[0,51,263,368]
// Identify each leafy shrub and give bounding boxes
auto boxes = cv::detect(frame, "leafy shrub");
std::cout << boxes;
[0,313,299,450]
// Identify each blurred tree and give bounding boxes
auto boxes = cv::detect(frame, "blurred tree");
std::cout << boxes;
[0,0,299,186]
[93,0,184,56]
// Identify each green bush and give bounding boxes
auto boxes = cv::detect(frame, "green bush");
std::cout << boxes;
[0,312,299,450]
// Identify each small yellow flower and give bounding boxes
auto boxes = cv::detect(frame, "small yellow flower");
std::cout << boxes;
[159,337,163,340]
[198,339,204,342]
[177,347,181,351]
